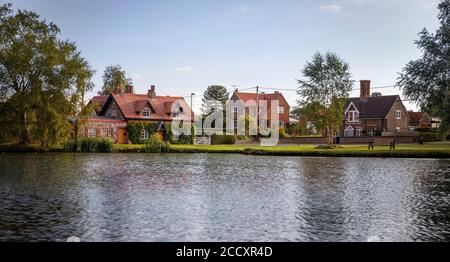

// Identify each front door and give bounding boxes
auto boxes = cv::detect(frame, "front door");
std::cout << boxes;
[118,128,125,144]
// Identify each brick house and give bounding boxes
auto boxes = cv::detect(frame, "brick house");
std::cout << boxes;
[408,111,432,131]
[340,80,410,137]
[229,89,290,130]
[78,85,194,144]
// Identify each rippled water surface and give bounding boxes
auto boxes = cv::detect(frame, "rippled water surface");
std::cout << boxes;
[0,153,449,241]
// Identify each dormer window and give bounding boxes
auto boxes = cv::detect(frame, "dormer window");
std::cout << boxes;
[396,110,401,119]
[142,107,150,118]
[348,111,359,122]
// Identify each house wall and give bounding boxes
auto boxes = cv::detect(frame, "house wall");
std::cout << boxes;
[386,99,409,132]
[79,121,127,143]
[102,100,124,120]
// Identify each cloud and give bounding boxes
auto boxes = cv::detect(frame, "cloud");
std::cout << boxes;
[318,4,343,13]
[176,64,192,73]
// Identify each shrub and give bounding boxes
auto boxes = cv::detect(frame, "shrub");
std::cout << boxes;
[144,133,170,153]
[64,140,78,152]
[165,123,195,144]
[96,138,114,153]
[211,134,236,144]
[80,138,98,152]
[236,135,248,140]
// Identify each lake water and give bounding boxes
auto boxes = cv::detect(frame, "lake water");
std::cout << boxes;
[0,153,449,242]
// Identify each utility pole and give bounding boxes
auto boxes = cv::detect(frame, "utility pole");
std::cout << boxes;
[190,93,195,111]
[256,85,259,141]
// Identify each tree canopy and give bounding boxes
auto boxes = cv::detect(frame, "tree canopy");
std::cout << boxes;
[201,85,229,116]
[297,52,354,144]
[397,0,450,135]
[98,64,132,95]
[0,3,94,146]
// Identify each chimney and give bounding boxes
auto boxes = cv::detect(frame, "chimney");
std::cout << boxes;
[360,80,371,98]
[274,91,279,94]
[148,85,156,99]
[125,85,134,94]
[235,88,239,92]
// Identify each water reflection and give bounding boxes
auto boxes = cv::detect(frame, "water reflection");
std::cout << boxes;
[0,153,449,241]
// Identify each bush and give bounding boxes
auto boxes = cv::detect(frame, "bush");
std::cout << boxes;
[96,138,114,153]
[165,123,195,144]
[211,134,236,144]
[64,140,78,152]
[236,135,248,140]
[80,138,98,152]
[144,133,170,153]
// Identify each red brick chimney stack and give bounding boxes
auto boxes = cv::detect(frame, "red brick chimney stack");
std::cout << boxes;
[148,85,156,99]
[360,80,371,98]
[125,85,134,94]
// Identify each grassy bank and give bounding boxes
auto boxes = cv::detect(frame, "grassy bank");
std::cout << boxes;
[1,142,450,158]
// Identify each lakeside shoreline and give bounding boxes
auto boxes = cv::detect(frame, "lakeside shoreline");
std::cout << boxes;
[1,143,449,159]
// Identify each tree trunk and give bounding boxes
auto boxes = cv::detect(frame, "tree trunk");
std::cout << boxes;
[327,125,333,145]
[20,110,29,145]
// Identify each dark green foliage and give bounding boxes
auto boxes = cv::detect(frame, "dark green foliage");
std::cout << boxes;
[164,123,195,144]
[96,138,114,153]
[143,133,170,153]
[126,122,158,144]
[64,140,78,152]
[79,138,113,152]
[397,1,450,135]
[0,4,94,146]
[98,65,133,95]
[202,85,229,115]
[211,134,236,144]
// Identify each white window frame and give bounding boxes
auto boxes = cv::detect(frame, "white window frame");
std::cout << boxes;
[396,110,401,119]
[141,129,149,140]
[233,119,238,129]
[87,128,96,138]
[142,107,151,118]
[344,126,354,137]
[233,106,238,113]
[348,111,358,123]
[108,128,112,136]
[395,127,400,133]
[356,129,362,137]
[277,106,284,114]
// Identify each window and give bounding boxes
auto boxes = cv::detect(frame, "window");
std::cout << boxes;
[106,111,112,117]
[234,119,238,129]
[344,126,354,137]
[396,110,401,119]
[279,121,284,128]
[141,129,149,139]
[277,106,284,114]
[142,108,150,117]
[395,127,400,133]
[410,127,416,132]
[348,111,358,122]
[356,129,362,137]
[87,128,96,138]
[108,128,112,136]
[233,106,238,113]
[368,130,374,136]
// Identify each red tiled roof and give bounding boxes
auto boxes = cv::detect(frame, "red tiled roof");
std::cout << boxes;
[408,111,424,126]
[105,93,194,121]
[90,96,108,109]
[233,91,289,106]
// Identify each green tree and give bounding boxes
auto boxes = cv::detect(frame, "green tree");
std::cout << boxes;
[297,52,354,145]
[98,64,132,95]
[0,3,94,146]
[201,85,229,116]
[397,0,450,136]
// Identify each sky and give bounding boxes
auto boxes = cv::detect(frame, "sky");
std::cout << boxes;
[4,0,442,113]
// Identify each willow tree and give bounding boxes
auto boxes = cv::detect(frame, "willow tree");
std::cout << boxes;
[0,4,94,146]
[397,0,450,136]
[297,52,354,145]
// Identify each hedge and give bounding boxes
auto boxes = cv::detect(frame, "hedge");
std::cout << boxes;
[211,134,236,144]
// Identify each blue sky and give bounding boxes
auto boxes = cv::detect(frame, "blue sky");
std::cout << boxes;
[5,0,441,112]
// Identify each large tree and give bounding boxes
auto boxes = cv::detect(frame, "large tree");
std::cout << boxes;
[0,3,94,146]
[397,0,450,135]
[201,85,229,116]
[98,64,132,95]
[297,52,354,145]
